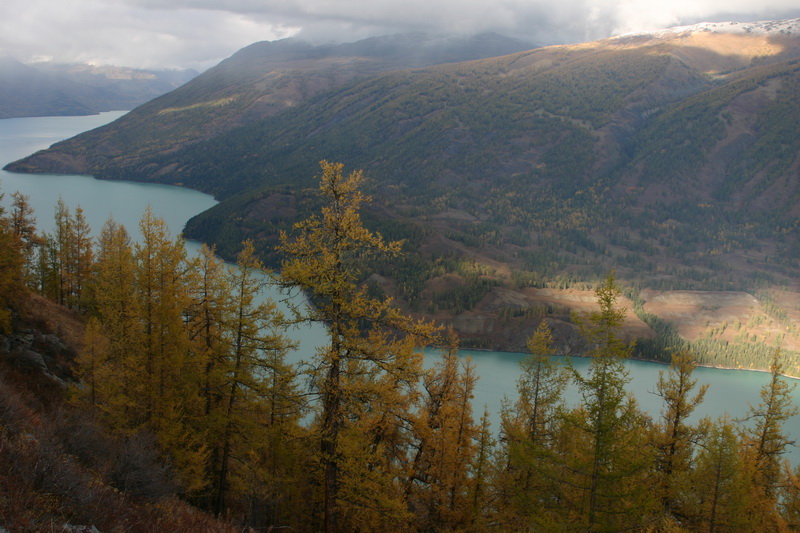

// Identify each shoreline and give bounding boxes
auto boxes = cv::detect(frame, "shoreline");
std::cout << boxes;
[458,346,800,381]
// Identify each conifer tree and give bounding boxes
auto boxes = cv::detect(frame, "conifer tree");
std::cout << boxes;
[133,207,207,492]
[187,244,230,416]
[497,320,567,530]
[68,206,93,308]
[684,416,752,532]
[654,350,708,516]
[407,350,479,531]
[469,406,495,531]
[243,337,306,530]
[185,243,232,510]
[74,316,109,409]
[210,240,294,516]
[740,348,797,530]
[134,207,194,425]
[53,198,71,305]
[780,463,800,528]
[9,192,38,246]
[9,192,42,287]
[42,199,93,308]
[79,220,305,523]
[0,191,24,333]
[744,348,798,498]
[560,273,656,531]
[277,161,441,533]
[83,212,207,491]
[80,218,141,427]
[35,233,59,300]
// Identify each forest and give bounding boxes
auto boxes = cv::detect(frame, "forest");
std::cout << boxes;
[9,33,800,365]
[171,57,800,359]
[0,161,799,531]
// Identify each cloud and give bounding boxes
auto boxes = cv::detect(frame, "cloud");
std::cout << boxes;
[1,0,799,70]
[0,0,297,70]
[609,0,800,35]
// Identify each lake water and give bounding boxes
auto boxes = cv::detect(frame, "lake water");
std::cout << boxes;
[2,112,798,463]
[0,112,217,238]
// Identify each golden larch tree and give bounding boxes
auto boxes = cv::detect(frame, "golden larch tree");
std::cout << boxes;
[277,161,442,533]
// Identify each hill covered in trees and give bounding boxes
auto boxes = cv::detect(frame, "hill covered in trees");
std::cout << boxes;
[6,20,800,357]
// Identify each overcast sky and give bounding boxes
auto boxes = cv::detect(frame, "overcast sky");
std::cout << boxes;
[2,0,800,71]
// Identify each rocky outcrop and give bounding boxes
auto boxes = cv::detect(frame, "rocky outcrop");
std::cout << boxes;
[1,329,72,387]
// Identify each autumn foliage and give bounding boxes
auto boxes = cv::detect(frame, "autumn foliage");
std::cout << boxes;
[1,166,799,531]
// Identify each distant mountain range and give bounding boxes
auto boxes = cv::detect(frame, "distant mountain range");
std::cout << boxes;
[6,23,800,354]
[0,57,197,118]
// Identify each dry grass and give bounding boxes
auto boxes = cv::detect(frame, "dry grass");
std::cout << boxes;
[0,300,237,532]
[19,293,86,354]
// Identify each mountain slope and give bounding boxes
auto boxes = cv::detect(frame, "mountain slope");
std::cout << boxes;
[0,58,197,119]
[3,33,534,173]
[6,22,800,355]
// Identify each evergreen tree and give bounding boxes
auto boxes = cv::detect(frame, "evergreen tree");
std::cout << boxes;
[277,161,441,532]
[560,273,656,531]
[210,240,295,517]
[134,207,207,493]
[469,407,495,531]
[740,348,797,530]
[407,350,479,531]
[0,191,24,333]
[86,218,142,427]
[653,350,708,516]
[497,320,567,530]
[42,199,93,308]
[683,416,752,532]
[780,463,800,529]
[9,192,42,288]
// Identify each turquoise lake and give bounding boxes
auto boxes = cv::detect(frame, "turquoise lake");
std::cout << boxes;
[2,111,798,463]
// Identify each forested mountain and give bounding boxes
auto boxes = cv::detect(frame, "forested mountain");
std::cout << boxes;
[3,33,534,169]
[0,57,197,118]
[6,21,800,356]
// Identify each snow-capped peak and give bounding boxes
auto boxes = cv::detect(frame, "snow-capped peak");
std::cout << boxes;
[617,18,800,40]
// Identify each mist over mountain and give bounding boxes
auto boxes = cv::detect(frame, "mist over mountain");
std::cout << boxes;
[7,23,800,352]
[0,57,197,118]
[2,32,535,163]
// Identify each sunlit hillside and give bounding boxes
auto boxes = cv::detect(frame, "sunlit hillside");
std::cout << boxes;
[7,21,800,360]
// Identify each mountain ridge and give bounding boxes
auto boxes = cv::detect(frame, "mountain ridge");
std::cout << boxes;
[0,57,197,119]
[4,32,537,172]
[6,23,800,357]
